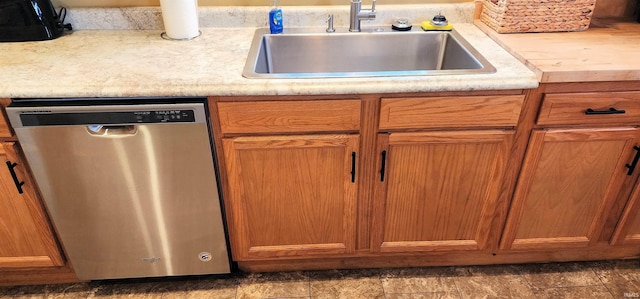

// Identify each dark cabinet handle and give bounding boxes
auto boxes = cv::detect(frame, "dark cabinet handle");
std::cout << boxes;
[5,161,25,194]
[585,108,626,115]
[350,152,356,183]
[380,150,387,182]
[626,146,640,176]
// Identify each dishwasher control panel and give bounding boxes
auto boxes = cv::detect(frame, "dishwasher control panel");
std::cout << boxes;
[134,110,195,123]
[17,109,196,126]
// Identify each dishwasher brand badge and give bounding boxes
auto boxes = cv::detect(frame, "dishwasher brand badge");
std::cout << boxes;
[19,110,53,114]
[142,257,161,263]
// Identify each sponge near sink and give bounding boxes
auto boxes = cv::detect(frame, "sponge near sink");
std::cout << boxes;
[421,21,453,31]
[422,13,453,31]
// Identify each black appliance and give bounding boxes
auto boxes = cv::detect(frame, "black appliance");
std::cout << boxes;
[0,0,71,42]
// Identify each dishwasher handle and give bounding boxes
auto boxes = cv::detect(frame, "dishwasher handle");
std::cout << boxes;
[86,125,138,137]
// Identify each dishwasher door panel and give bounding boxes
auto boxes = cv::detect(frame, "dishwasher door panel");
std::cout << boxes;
[12,107,230,280]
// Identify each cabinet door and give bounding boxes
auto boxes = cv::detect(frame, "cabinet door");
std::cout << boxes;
[371,130,514,252]
[611,182,640,245]
[0,142,63,268]
[223,134,359,260]
[501,128,640,250]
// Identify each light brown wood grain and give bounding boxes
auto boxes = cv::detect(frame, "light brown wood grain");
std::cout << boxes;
[371,130,514,253]
[379,95,524,130]
[611,181,640,245]
[0,143,63,268]
[0,263,78,286]
[217,100,360,135]
[594,0,638,18]
[626,213,640,242]
[475,20,640,83]
[223,134,358,260]
[537,92,640,126]
[484,88,541,254]
[501,128,640,250]
[236,243,640,272]
[355,96,379,251]
[0,99,13,138]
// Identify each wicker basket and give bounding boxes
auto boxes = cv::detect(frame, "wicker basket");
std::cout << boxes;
[480,0,597,33]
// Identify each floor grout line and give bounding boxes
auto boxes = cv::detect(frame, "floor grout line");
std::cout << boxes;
[516,265,540,299]
[590,261,618,299]
[451,267,465,299]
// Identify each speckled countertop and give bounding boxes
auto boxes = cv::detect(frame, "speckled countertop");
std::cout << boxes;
[0,4,538,98]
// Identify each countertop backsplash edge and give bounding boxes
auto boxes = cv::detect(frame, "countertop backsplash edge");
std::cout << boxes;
[66,3,475,30]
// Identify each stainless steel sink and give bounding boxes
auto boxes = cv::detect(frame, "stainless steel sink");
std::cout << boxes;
[242,28,496,79]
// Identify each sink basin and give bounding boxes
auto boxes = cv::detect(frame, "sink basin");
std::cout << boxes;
[242,28,496,79]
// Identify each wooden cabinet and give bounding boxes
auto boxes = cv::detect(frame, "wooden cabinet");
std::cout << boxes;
[378,95,524,129]
[501,128,640,250]
[0,101,73,286]
[214,94,525,261]
[501,87,640,252]
[0,99,13,138]
[372,130,514,252]
[222,134,359,260]
[370,95,523,253]
[611,179,640,245]
[214,87,640,272]
[0,142,63,268]
[215,99,362,261]
[536,92,640,126]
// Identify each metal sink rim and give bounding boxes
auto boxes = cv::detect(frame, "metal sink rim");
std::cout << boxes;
[242,27,497,79]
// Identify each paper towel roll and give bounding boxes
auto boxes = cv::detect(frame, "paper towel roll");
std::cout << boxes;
[160,0,200,40]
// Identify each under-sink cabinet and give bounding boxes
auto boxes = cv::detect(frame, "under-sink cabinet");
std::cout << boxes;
[222,134,359,259]
[215,99,361,260]
[372,130,514,252]
[212,87,640,271]
[371,95,523,253]
[211,93,526,262]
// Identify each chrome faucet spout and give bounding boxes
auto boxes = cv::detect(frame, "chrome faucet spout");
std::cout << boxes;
[349,0,376,32]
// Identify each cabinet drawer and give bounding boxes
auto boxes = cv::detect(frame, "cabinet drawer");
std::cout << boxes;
[379,95,524,130]
[537,92,640,126]
[217,100,361,134]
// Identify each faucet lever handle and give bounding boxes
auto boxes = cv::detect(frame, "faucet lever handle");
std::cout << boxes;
[371,0,376,12]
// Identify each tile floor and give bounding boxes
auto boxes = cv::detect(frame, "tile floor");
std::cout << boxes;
[1,259,639,298]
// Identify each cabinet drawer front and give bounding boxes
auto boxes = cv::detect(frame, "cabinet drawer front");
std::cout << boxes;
[379,95,524,130]
[537,92,640,126]
[218,100,360,134]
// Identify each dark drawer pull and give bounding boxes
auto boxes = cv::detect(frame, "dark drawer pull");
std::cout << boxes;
[350,152,356,183]
[380,150,387,182]
[6,161,25,194]
[584,108,626,115]
[626,146,640,176]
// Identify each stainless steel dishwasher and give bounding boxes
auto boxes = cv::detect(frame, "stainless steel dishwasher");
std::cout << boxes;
[6,98,231,280]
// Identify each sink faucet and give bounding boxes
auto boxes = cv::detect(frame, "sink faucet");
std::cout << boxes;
[349,0,376,32]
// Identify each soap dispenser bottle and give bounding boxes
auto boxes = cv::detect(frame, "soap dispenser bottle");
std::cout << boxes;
[269,0,283,34]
